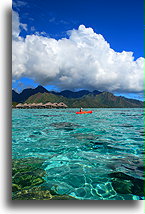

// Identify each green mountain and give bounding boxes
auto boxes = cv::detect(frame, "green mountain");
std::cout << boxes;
[25,91,143,108]
[26,92,68,104]
[12,85,101,102]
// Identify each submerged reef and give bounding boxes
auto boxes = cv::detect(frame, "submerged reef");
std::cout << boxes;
[12,157,77,200]
[109,171,144,197]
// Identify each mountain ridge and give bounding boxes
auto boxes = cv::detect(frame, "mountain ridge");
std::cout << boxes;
[12,85,48,102]
[25,91,143,108]
[12,85,102,102]
[12,85,143,108]
[51,89,101,98]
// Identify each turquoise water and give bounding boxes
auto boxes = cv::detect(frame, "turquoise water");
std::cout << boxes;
[12,108,144,200]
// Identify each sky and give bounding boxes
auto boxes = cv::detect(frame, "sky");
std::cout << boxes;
[12,0,144,100]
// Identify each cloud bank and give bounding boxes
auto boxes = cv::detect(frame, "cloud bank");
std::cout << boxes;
[12,10,144,93]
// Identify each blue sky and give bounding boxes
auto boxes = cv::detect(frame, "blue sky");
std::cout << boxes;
[12,0,143,100]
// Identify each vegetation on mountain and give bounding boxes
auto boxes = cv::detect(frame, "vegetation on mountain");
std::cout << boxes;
[12,85,143,108]
[51,89,101,98]
[12,85,48,103]
[25,91,143,108]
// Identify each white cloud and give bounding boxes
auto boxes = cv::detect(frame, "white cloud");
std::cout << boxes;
[12,10,27,40]
[20,23,27,31]
[12,11,144,93]
[12,10,21,40]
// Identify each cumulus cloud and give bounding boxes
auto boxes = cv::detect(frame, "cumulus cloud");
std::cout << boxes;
[12,11,144,93]
[12,10,21,39]
[12,10,27,40]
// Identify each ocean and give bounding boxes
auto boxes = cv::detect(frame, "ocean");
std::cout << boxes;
[12,108,144,200]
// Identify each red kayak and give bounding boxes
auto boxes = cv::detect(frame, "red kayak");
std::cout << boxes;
[76,111,93,114]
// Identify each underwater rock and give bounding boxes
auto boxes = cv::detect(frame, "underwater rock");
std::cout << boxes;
[71,133,96,141]
[12,157,46,195]
[12,186,78,200]
[12,184,21,192]
[12,157,46,170]
[137,166,144,171]
[109,172,144,196]
[139,131,145,136]
[107,157,144,180]
[51,122,80,131]
[13,172,45,188]
[106,163,116,171]
[89,141,104,147]
[29,135,37,138]
[121,164,136,171]
[39,114,62,117]
[12,158,47,177]
[111,178,133,194]
[12,187,52,200]
[110,171,137,180]
[51,195,78,200]
[90,141,104,145]
[106,145,123,151]
[12,157,78,200]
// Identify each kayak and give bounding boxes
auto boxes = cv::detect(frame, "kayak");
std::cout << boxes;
[76,111,93,114]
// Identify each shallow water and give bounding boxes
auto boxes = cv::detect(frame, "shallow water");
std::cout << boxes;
[12,108,144,200]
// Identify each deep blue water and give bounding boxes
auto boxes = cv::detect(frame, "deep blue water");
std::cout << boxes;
[12,108,144,200]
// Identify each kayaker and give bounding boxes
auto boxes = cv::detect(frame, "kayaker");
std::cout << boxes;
[80,107,83,112]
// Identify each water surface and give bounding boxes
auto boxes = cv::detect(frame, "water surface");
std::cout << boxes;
[12,108,144,200]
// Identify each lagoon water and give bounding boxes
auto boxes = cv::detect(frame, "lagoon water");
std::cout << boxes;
[12,108,144,200]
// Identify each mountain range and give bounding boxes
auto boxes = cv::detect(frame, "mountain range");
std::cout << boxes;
[12,85,143,108]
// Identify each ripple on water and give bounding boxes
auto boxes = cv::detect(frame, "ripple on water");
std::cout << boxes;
[12,108,144,200]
